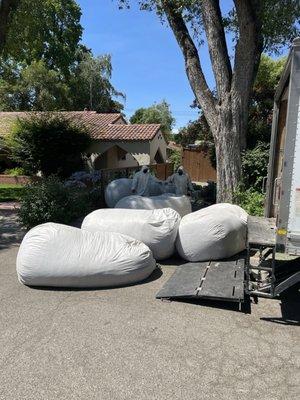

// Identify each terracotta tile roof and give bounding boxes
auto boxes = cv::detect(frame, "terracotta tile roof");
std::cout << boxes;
[0,111,124,137]
[101,124,161,141]
[0,111,161,141]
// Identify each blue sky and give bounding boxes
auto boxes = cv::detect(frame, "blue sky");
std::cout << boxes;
[77,1,287,130]
[77,0,215,130]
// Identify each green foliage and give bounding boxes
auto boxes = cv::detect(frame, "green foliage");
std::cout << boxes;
[18,176,95,229]
[6,113,91,177]
[233,187,265,216]
[4,0,82,75]
[130,100,175,141]
[247,55,286,148]
[259,0,300,54]
[0,52,124,113]
[0,183,25,202]
[242,142,270,190]
[168,148,181,171]
[0,1,124,113]
[3,167,25,175]
[69,51,125,113]
[0,60,70,111]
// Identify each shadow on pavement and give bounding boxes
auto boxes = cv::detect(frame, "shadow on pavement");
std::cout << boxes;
[24,266,163,292]
[260,283,300,326]
[0,210,26,251]
[158,295,251,314]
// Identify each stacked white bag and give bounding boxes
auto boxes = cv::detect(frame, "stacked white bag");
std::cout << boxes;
[176,203,248,262]
[17,223,156,288]
[82,208,181,260]
[115,193,192,217]
[105,178,166,208]
[104,178,132,208]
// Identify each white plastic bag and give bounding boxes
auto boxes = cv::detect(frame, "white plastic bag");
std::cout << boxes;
[176,203,248,262]
[104,178,132,208]
[115,193,192,217]
[104,178,165,207]
[17,223,156,287]
[82,208,181,260]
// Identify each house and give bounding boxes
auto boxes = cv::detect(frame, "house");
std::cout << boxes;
[0,111,168,170]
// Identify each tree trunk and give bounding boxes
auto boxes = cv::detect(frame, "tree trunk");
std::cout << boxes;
[161,0,262,203]
[214,98,242,202]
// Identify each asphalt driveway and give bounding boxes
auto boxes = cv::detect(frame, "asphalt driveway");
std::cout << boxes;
[0,210,299,400]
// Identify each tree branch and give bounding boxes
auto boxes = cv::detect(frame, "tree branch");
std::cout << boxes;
[161,1,217,131]
[0,0,20,54]
[201,0,232,99]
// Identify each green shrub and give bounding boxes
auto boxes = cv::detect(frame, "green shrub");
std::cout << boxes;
[4,167,26,176]
[233,187,265,216]
[18,176,97,229]
[242,142,270,190]
[6,113,91,178]
[168,148,181,171]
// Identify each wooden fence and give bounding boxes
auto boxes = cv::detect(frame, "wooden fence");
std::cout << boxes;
[182,148,216,182]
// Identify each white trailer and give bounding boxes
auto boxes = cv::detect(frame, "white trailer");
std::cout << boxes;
[265,37,300,255]
[246,37,300,299]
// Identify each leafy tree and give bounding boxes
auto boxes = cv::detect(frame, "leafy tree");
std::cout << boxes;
[130,100,175,140]
[119,0,300,202]
[247,55,286,148]
[0,0,20,54]
[6,113,91,177]
[242,142,270,190]
[175,115,211,148]
[69,52,125,112]
[0,60,70,111]
[3,0,82,76]
[0,53,124,112]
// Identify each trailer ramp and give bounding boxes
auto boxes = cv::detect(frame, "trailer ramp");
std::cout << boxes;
[156,258,245,303]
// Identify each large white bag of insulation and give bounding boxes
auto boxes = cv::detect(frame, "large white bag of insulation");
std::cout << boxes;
[104,178,132,208]
[82,208,181,260]
[176,203,248,262]
[104,178,165,207]
[16,223,156,288]
[115,194,192,217]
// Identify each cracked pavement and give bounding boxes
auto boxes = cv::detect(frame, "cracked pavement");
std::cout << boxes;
[0,211,299,400]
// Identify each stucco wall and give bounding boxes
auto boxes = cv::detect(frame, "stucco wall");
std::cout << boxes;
[87,131,167,169]
[150,130,167,163]
[88,140,151,167]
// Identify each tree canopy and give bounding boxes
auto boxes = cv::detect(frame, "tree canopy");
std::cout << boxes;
[130,100,175,140]
[3,0,82,75]
[0,0,124,113]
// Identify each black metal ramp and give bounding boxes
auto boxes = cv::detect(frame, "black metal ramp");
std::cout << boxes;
[156,258,245,303]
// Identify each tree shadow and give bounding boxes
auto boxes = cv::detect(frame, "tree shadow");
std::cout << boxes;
[0,210,25,251]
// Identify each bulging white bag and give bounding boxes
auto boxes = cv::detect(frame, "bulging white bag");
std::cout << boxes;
[115,194,192,217]
[104,178,165,208]
[17,223,156,288]
[82,208,181,260]
[176,203,248,262]
[104,178,132,208]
